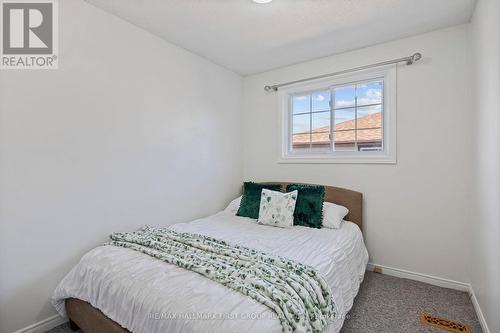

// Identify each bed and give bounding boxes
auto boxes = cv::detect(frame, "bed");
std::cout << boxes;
[53,183,368,333]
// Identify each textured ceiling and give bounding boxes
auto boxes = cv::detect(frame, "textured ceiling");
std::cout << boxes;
[85,0,476,75]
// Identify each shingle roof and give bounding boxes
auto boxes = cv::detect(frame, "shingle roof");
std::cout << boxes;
[293,112,382,145]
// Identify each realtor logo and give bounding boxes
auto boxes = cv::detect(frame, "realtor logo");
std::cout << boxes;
[1,0,58,69]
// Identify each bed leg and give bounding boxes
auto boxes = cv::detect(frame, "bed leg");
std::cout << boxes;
[69,319,80,331]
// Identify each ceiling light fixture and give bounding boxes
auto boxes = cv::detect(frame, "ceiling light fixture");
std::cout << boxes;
[252,0,272,4]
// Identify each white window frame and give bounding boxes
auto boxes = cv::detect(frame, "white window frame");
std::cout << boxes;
[278,65,397,164]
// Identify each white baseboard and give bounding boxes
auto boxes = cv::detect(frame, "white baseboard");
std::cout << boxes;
[469,286,491,333]
[366,262,470,291]
[366,262,490,333]
[12,314,66,333]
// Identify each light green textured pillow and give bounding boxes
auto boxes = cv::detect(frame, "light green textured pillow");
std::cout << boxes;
[257,189,298,228]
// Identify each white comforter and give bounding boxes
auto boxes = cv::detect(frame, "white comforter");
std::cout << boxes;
[53,211,368,333]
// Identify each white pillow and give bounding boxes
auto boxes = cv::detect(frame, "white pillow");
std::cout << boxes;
[322,202,349,229]
[257,189,298,228]
[224,196,242,214]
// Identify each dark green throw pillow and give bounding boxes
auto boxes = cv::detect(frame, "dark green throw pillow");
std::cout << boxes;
[237,182,282,219]
[286,184,325,229]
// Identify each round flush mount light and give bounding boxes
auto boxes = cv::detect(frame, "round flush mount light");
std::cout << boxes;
[252,0,272,3]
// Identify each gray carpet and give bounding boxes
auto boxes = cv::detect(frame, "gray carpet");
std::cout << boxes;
[341,272,482,333]
[46,272,482,333]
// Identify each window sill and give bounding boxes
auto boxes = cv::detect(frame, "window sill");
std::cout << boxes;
[278,154,396,164]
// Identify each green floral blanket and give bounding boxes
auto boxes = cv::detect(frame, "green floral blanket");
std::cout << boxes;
[107,226,336,333]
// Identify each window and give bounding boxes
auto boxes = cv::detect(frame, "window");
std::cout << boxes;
[279,66,396,164]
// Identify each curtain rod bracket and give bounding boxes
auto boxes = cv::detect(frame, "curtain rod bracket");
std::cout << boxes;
[264,85,278,92]
[406,52,422,65]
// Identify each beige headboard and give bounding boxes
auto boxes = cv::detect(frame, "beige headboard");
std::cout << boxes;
[259,182,363,231]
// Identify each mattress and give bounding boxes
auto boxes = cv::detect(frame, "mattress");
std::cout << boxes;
[52,211,368,333]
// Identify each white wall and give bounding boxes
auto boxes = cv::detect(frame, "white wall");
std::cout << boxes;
[470,0,500,331]
[242,26,473,283]
[0,0,242,332]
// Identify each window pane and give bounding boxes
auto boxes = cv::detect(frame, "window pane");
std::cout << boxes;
[311,132,330,149]
[334,130,356,151]
[334,108,355,131]
[357,105,382,130]
[292,114,310,134]
[292,133,310,149]
[357,128,383,151]
[292,95,310,114]
[311,112,331,149]
[334,85,355,109]
[356,81,383,106]
[312,111,330,132]
[292,113,310,150]
[312,91,330,112]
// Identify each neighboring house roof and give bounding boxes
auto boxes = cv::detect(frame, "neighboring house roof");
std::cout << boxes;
[293,112,382,145]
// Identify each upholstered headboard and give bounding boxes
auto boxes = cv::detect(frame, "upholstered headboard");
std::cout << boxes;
[260,182,363,231]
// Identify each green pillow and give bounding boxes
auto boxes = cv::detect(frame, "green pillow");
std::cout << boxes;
[286,184,325,229]
[237,182,282,219]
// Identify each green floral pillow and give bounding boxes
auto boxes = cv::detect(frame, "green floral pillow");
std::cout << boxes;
[258,189,298,228]
[286,184,325,229]
[237,182,282,219]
